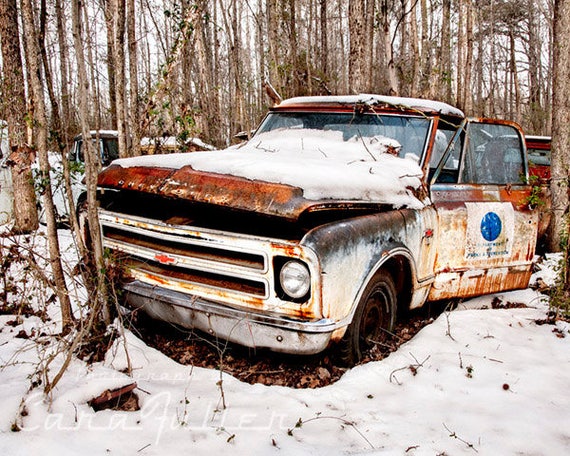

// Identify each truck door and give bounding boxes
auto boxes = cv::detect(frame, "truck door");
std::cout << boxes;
[427,119,538,301]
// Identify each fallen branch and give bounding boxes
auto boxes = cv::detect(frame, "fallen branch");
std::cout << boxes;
[443,423,478,452]
[389,354,431,385]
[287,414,374,449]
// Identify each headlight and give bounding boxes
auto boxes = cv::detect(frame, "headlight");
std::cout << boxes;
[279,260,310,299]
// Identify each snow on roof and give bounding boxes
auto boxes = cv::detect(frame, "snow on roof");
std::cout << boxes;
[114,128,427,209]
[278,94,465,117]
[141,136,216,151]
[525,135,551,141]
[73,130,118,140]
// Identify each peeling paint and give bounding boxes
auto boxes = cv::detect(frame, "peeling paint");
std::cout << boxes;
[96,97,541,356]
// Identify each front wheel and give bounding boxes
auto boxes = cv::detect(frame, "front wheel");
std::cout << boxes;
[338,270,397,365]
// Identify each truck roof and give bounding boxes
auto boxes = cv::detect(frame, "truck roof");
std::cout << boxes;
[277,94,465,118]
[73,130,119,141]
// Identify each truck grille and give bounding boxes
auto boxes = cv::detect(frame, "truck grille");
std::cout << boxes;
[99,210,272,300]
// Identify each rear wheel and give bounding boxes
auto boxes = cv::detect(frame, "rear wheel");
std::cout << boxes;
[338,270,397,365]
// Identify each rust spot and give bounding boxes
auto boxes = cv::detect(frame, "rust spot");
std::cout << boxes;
[89,383,139,411]
[98,165,174,192]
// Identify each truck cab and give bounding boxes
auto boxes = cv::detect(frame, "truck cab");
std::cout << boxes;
[46,130,118,224]
[95,95,537,363]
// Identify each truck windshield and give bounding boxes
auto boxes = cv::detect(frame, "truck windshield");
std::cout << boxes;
[254,112,431,160]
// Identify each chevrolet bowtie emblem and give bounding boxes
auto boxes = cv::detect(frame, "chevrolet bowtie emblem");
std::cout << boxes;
[154,254,176,265]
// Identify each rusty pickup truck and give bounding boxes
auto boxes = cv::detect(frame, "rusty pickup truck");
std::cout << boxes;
[96,95,538,363]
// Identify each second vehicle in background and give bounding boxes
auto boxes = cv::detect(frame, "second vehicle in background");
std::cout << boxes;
[526,135,551,181]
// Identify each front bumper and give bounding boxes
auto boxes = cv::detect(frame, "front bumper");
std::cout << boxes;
[123,280,337,355]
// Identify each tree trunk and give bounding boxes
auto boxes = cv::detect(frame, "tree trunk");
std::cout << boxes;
[55,0,72,135]
[319,0,328,77]
[102,0,117,129]
[456,0,466,109]
[127,0,141,156]
[380,0,398,95]
[266,0,281,94]
[83,1,103,128]
[72,0,111,325]
[440,0,452,103]
[38,0,62,136]
[113,0,129,157]
[0,0,38,233]
[549,0,570,253]
[462,0,474,114]
[139,6,199,143]
[348,0,367,94]
[409,1,420,97]
[21,0,73,329]
[419,0,433,98]
[509,29,521,124]
[527,4,543,134]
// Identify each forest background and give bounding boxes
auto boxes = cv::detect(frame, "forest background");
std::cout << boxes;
[0,0,556,155]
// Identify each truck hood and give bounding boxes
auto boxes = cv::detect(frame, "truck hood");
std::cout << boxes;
[98,145,427,220]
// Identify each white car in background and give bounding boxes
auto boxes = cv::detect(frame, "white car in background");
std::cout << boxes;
[39,130,119,225]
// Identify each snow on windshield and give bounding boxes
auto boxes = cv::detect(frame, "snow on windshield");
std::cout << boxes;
[243,128,404,160]
[114,114,432,209]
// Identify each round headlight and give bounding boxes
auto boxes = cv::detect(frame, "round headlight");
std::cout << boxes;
[279,260,310,299]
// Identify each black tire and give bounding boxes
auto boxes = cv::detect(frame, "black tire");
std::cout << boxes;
[338,270,397,365]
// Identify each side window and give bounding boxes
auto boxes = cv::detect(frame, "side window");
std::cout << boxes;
[461,123,525,185]
[429,125,463,183]
[102,139,119,166]
[76,140,84,163]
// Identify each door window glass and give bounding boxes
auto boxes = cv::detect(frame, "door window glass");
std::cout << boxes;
[461,124,525,184]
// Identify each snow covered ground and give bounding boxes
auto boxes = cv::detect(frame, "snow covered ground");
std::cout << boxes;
[0,229,569,455]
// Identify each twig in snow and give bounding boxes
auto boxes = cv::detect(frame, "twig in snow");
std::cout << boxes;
[389,354,430,385]
[287,414,374,449]
[443,423,478,452]
[444,302,456,341]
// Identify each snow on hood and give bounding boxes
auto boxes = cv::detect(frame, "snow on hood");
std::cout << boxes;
[112,129,427,209]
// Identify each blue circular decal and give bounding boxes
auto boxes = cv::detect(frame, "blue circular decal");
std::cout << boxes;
[480,212,502,241]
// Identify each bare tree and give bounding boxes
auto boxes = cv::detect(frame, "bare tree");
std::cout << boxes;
[55,0,72,135]
[439,0,453,104]
[112,0,129,157]
[127,0,141,156]
[101,0,118,129]
[549,0,570,253]
[348,0,368,94]
[21,0,73,329]
[379,0,399,95]
[0,0,38,234]
[72,0,111,324]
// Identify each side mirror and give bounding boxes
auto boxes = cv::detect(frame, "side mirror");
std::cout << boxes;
[234,130,256,142]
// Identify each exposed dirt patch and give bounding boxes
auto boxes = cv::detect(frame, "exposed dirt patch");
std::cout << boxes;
[490,296,529,309]
[77,322,120,363]
[129,302,448,389]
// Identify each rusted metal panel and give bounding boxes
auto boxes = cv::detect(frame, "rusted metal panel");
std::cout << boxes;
[300,207,436,323]
[98,163,389,221]
[98,164,174,193]
[95,97,544,358]
[100,210,322,320]
[429,266,532,300]
[123,281,335,354]
[162,166,309,219]
[428,183,537,301]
